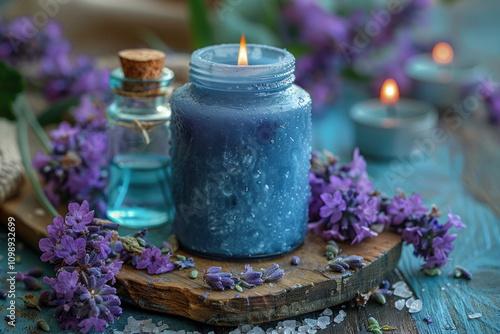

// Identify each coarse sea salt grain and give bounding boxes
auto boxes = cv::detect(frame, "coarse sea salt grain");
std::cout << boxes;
[333,314,344,324]
[409,299,423,313]
[321,308,333,316]
[317,316,330,329]
[406,297,416,308]
[339,310,346,317]
[468,313,482,319]
[395,299,405,311]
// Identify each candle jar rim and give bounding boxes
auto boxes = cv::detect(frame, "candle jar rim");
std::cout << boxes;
[189,43,296,92]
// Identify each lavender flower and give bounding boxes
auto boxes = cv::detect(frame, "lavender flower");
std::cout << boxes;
[136,246,174,275]
[262,264,285,282]
[33,97,108,216]
[308,149,382,244]
[291,256,301,265]
[239,265,264,288]
[39,201,123,332]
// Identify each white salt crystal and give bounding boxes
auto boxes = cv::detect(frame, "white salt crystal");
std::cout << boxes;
[306,329,317,334]
[339,310,346,317]
[271,330,278,334]
[253,326,265,334]
[208,332,215,334]
[394,287,413,298]
[304,319,317,328]
[409,299,423,313]
[468,313,482,319]
[284,329,292,334]
[406,297,415,308]
[317,316,330,329]
[395,299,405,311]
[229,329,241,334]
[321,308,333,316]
[333,314,344,324]
[392,281,408,289]
[242,325,252,333]
[34,208,45,216]
[177,330,186,334]
[298,326,310,332]
[266,329,273,334]
[341,305,346,308]
[283,320,296,329]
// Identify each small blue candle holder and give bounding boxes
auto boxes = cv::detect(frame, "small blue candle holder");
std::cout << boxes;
[170,44,312,259]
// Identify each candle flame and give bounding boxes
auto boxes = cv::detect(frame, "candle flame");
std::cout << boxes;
[237,34,248,66]
[380,79,399,104]
[432,42,453,64]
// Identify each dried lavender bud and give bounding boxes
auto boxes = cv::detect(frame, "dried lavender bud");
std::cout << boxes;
[234,284,243,293]
[291,256,301,265]
[17,293,41,311]
[326,240,339,257]
[454,266,472,280]
[372,293,386,305]
[424,315,433,324]
[136,237,147,248]
[344,255,365,268]
[22,276,42,291]
[424,268,441,276]
[379,280,390,290]
[190,270,198,279]
[326,251,335,260]
[328,263,346,273]
[39,290,52,305]
[0,289,6,299]
[368,317,379,327]
[176,255,187,262]
[22,267,43,278]
[36,318,50,332]
[203,267,235,291]
[240,266,264,287]
[262,264,285,282]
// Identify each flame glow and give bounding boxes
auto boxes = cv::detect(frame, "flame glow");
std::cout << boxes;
[237,34,248,66]
[380,79,399,104]
[432,42,453,64]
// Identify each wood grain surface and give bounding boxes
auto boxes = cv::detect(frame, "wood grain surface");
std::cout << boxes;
[0,178,402,326]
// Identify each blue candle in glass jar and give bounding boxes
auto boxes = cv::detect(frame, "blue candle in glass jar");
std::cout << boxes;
[170,41,312,259]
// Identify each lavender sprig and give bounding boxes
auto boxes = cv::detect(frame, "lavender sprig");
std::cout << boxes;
[309,149,466,274]
[39,201,122,333]
[203,264,285,291]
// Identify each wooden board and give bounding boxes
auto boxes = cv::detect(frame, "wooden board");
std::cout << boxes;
[0,178,402,326]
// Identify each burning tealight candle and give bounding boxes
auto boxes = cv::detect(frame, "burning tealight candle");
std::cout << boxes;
[349,78,438,159]
[169,36,312,259]
[405,42,484,108]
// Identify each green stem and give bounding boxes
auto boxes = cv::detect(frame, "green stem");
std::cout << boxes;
[15,98,59,218]
[16,96,52,153]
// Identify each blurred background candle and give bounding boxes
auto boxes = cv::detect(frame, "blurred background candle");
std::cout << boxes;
[350,79,438,159]
[170,37,312,259]
[405,42,484,109]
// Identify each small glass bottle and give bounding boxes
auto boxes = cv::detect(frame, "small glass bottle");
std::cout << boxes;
[106,49,175,228]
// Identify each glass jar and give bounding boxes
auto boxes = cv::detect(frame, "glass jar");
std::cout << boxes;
[106,67,175,228]
[170,44,312,259]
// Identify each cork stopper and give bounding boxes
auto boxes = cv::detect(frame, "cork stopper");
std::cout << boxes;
[119,49,166,79]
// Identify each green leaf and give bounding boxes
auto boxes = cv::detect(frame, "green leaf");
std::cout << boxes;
[188,0,215,49]
[37,96,80,126]
[0,61,25,120]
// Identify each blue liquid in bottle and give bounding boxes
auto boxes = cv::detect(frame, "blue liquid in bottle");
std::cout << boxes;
[107,154,173,228]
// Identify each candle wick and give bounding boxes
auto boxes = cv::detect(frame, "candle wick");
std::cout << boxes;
[387,104,397,118]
